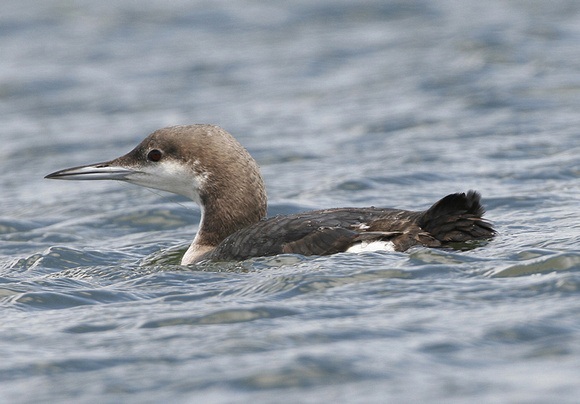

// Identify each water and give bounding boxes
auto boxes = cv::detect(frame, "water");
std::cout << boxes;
[2,0,580,402]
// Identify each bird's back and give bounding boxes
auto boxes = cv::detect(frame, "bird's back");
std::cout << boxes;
[199,191,494,262]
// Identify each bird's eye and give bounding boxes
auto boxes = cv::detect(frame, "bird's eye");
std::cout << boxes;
[147,149,162,162]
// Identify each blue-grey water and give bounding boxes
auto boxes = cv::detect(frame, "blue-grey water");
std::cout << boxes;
[2,0,580,402]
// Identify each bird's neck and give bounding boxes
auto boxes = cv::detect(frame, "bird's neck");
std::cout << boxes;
[182,173,267,264]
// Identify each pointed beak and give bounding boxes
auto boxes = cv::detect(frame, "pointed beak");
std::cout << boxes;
[45,162,137,181]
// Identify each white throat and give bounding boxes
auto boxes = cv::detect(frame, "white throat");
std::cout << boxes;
[126,159,206,205]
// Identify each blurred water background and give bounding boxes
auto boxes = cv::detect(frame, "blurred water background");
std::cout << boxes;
[1,0,580,402]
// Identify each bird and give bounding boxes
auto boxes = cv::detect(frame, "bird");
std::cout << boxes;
[45,124,494,265]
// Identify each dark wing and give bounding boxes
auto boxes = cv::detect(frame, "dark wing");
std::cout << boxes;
[202,208,406,261]
[201,191,494,262]
[282,228,403,255]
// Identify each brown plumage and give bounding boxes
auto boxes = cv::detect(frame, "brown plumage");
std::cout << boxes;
[45,125,494,264]
[202,191,494,261]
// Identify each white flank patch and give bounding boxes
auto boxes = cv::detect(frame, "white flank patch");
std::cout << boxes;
[345,240,396,254]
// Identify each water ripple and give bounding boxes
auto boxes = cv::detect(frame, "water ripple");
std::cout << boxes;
[488,251,580,277]
[141,306,297,328]
[233,355,364,390]
[3,0,580,402]
[6,288,139,311]
[5,246,130,272]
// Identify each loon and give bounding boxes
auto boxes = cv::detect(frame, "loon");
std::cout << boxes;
[45,124,494,264]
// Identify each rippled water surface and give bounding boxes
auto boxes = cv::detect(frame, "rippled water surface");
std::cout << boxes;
[2,0,580,402]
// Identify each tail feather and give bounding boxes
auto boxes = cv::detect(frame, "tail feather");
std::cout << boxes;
[419,191,494,244]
